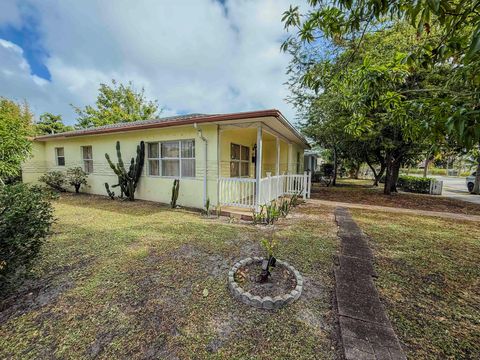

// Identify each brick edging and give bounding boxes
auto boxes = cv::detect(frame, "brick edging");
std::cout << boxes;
[228,257,303,310]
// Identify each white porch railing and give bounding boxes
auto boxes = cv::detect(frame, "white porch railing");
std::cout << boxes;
[219,172,311,209]
[218,177,256,208]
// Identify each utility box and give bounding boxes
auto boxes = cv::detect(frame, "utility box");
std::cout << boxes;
[430,180,443,195]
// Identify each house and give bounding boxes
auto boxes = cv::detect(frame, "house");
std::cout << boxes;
[23,109,311,211]
[304,149,322,173]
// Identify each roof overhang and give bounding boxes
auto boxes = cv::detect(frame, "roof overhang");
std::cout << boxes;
[34,109,310,148]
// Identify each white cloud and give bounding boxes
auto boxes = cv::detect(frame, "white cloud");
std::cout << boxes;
[0,0,304,125]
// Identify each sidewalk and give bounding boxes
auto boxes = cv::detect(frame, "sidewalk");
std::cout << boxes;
[309,198,480,222]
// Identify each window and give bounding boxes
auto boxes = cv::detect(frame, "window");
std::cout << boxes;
[230,143,250,177]
[55,147,65,166]
[147,140,195,177]
[82,146,93,173]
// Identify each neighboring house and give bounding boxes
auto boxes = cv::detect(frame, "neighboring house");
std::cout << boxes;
[23,109,311,211]
[304,149,322,173]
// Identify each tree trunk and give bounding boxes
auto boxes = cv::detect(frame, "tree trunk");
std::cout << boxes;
[473,142,480,194]
[390,161,401,193]
[383,152,393,195]
[332,147,338,186]
[423,154,430,178]
[375,164,386,187]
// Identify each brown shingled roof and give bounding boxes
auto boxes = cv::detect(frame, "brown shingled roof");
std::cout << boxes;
[34,109,308,147]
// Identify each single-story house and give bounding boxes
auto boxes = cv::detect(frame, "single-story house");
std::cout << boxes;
[304,149,323,173]
[23,109,311,211]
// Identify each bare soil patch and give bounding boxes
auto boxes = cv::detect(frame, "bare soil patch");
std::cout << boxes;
[235,262,297,298]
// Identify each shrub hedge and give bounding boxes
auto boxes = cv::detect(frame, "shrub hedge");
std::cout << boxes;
[397,175,432,194]
[0,184,55,294]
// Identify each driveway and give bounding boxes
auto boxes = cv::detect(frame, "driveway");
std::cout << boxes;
[433,175,480,205]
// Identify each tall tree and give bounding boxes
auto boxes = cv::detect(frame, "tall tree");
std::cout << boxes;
[73,80,160,129]
[35,113,73,135]
[283,0,480,193]
[0,98,34,183]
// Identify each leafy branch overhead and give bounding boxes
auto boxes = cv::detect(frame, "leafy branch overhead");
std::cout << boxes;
[283,1,480,194]
[72,80,160,129]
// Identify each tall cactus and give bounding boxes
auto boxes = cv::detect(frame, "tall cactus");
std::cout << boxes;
[171,179,180,208]
[104,141,145,201]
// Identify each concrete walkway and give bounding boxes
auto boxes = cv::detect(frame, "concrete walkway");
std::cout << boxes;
[334,207,406,360]
[309,198,480,222]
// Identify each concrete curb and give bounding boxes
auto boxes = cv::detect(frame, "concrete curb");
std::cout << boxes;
[228,257,303,310]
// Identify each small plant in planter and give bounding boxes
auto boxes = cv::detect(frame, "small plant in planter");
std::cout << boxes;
[258,236,278,283]
[228,234,303,310]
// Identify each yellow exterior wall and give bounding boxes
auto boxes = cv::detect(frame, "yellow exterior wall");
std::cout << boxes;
[22,124,219,209]
[218,127,256,178]
[22,122,307,209]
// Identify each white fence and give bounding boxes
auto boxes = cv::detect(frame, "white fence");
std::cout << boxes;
[219,172,311,209]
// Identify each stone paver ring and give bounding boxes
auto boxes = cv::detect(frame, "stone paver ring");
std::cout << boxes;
[228,257,303,310]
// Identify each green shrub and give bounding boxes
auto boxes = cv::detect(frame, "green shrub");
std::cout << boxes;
[39,170,67,192]
[0,184,55,293]
[397,175,432,194]
[66,167,88,193]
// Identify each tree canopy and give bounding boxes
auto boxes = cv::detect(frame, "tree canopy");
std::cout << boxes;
[73,80,160,129]
[283,1,480,193]
[35,113,73,135]
[0,98,34,182]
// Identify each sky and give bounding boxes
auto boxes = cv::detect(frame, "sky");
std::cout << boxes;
[0,0,304,126]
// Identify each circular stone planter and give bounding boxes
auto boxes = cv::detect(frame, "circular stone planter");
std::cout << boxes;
[228,257,303,310]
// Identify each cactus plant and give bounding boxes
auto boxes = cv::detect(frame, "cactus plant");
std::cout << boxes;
[171,179,180,208]
[104,183,115,199]
[104,141,145,201]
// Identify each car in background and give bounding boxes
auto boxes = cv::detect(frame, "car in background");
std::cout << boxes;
[466,172,477,193]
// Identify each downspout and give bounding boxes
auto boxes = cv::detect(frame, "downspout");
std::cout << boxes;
[194,123,208,208]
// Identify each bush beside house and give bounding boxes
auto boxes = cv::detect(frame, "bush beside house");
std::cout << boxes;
[0,184,55,294]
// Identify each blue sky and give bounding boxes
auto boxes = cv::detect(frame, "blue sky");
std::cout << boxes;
[0,0,304,125]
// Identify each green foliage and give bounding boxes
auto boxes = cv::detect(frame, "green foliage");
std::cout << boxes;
[73,80,160,129]
[397,175,432,194]
[104,183,115,199]
[0,98,34,182]
[0,184,55,293]
[66,167,88,193]
[205,198,211,217]
[261,236,278,258]
[171,179,180,208]
[39,170,67,192]
[283,0,480,63]
[35,113,73,135]
[105,141,145,201]
[252,195,300,225]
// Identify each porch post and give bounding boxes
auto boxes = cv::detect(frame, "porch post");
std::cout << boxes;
[255,126,263,211]
[276,137,280,176]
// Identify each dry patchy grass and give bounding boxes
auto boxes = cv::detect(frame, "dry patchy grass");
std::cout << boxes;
[0,194,338,359]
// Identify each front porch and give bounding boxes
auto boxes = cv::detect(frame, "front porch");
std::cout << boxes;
[217,123,311,211]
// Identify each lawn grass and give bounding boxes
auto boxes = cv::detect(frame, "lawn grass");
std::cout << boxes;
[351,209,480,359]
[311,179,480,215]
[0,194,338,359]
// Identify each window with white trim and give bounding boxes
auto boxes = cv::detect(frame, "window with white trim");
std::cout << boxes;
[55,147,65,166]
[82,146,93,173]
[230,143,250,177]
[147,140,195,177]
